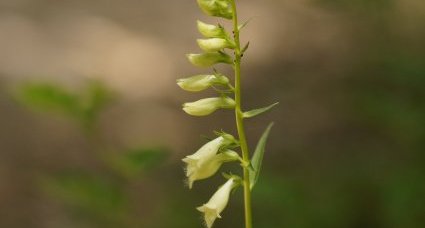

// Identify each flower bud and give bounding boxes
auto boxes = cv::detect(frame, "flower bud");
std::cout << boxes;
[182,97,235,116]
[197,178,236,228]
[197,20,226,38]
[183,136,224,177]
[177,74,229,92]
[196,0,233,19]
[187,52,232,67]
[184,150,239,188]
[197,38,235,52]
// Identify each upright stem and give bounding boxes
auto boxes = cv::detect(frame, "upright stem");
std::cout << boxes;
[231,1,253,228]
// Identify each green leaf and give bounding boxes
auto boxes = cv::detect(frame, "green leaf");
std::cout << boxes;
[15,80,115,132]
[250,122,274,190]
[243,102,279,118]
[15,83,80,117]
[241,42,250,54]
[106,148,168,178]
[80,80,115,130]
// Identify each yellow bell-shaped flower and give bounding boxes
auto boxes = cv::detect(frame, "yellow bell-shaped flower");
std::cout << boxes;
[197,178,236,228]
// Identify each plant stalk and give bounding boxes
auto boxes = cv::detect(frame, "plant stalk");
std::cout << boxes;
[231,1,253,228]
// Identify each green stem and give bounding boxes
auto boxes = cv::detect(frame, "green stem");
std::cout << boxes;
[230,1,253,228]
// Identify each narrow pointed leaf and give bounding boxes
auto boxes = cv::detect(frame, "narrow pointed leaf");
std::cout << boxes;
[250,122,274,190]
[243,102,279,118]
[241,42,250,54]
[238,18,253,31]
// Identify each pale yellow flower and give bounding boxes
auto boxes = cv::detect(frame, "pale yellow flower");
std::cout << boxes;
[196,0,233,19]
[186,52,232,67]
[197,20,226,38]
[185,150,239,188]
[182,97,235,116]
[197,38,235,52]
[182,135,237,187]
[177,74,229,92]
[197,178,236,228]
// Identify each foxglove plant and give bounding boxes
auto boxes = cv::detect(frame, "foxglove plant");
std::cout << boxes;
[178,0,277,227]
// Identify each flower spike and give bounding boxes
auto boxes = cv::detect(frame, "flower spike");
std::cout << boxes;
[179,0,276,227]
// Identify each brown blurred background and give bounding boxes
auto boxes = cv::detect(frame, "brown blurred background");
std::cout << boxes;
[1,0,425,227]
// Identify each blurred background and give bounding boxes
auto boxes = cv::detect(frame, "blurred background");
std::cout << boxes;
[1,0,424,227]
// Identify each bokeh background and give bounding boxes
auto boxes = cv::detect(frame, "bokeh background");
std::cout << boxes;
[1,0,424,227]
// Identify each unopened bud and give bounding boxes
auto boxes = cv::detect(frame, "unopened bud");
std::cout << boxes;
[196,0,233,19]
[197,38,235,52]
[182,97,235,116]
[197,20,226,38]
[177,74,229,92]
[187,52,232,67]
